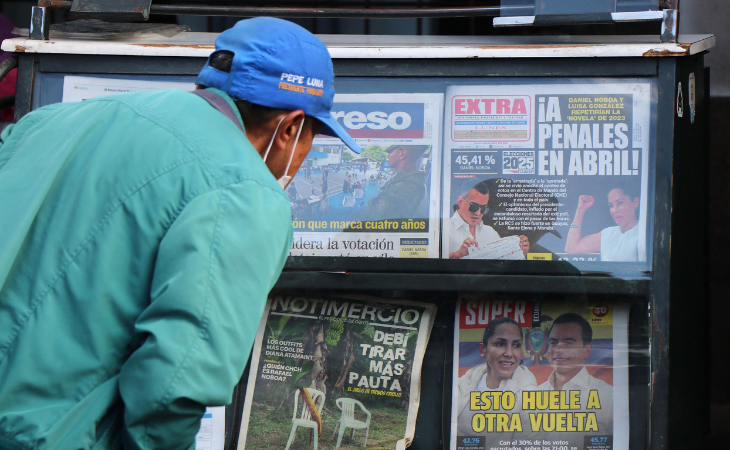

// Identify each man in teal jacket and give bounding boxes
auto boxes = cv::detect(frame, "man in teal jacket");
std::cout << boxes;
[0,18,360,449]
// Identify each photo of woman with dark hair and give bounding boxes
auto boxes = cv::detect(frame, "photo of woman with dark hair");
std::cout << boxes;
[565,186,640,261]
[455,317,538,436]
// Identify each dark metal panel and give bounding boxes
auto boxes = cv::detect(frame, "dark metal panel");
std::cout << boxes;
[43,2,525,19]
[70,0,152,21]
[38,54,206,76]
[413,302,452,450]
[275,272,650,295]
[534,12,615,25]
[14,54,36,121]
[664,54,710,448]
[35,54,657,79]
[628,300,652,450]
[151,5,507,18]
[647,54,711,450]
[333,57,658,77]
[285,254,651,281]
[650,57,676,450]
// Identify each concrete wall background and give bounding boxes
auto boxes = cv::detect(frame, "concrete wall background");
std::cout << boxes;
[681,0,729,95]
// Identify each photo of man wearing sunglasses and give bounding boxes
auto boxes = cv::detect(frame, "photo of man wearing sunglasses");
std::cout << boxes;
[448,180,502,259]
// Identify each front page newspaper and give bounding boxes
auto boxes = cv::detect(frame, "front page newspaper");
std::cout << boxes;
[442,82,652,266]
[451,297,629,450]
[238,295,436,450]
[288,93,443,258]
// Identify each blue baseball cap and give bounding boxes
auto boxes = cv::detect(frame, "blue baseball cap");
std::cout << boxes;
[197,17,361,154]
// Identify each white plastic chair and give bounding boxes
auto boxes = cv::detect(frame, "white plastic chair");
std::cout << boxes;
[342,195,356,207]
[284,388,326,450]
[332,398,371,448]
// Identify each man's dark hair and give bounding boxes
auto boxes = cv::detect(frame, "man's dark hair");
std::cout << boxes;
[461,180,490,198]
[549,313,592,345]
[482,316,521,347]
[204,50,320,132]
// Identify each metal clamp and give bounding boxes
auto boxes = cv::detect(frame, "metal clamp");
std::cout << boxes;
[30,6,50,40]
[660,9,678,43]
[70,0,153,22]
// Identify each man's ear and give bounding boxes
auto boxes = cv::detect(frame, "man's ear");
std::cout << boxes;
[272,109,306,153]
[394,148,407,162]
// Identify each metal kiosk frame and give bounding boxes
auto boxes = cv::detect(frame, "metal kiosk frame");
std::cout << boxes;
[2,32,715,450]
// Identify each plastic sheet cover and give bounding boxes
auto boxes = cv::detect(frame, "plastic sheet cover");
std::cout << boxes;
[451,297,629,450]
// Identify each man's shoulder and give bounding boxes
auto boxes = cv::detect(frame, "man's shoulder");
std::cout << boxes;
[392,168,427,183]
[80,88,191,111]
[85,89,281,194]
[537,373,554,390]
[586,372,614,392]
[568,367,613,393]
[476,223,501,241]
[479,223,498,232]
[83,89,224,129]
[382,169,426,194]
[58,89,207,135]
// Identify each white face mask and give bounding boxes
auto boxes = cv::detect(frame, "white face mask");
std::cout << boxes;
[262,116,305,189]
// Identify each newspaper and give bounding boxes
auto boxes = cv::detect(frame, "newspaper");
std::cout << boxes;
[238,295,436,450]
[288,93,443,258]
[442,82,652,266]
[451,297,629,450]
[195,406,225,450]
[62,75,194,102]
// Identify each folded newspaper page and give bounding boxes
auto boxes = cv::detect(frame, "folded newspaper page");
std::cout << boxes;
[238,295,436,450]
[451,297,629,450]
[288,93,443,258]
[442,82,652,267]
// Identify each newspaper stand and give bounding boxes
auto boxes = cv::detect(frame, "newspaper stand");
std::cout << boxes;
[2,31,714,450]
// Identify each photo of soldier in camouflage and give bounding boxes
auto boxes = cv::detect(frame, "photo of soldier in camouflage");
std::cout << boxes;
[353,145,430,221]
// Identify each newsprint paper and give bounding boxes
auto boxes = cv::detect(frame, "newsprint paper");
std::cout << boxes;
[238,295,436,450]
[288,93,443,258]
[442,82,652,266]
[451,297,629,450]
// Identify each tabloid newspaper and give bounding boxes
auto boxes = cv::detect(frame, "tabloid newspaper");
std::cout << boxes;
[288,93,443,258]
[237,295,436,450]
[451,297,629,450]
[442,82,652,265]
